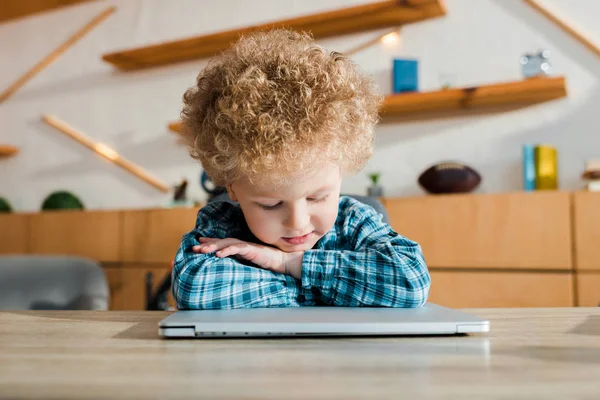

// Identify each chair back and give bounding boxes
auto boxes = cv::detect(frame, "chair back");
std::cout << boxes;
[0,255,109,310]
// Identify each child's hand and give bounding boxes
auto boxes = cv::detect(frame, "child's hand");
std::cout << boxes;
[192,237,303,279]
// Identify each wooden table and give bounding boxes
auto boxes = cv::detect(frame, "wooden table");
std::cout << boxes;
[1,308,599,399]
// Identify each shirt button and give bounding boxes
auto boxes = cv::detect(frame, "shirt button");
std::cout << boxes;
[297,294,305,303]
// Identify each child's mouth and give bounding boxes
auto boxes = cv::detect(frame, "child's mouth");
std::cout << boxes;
[282,232,314,245]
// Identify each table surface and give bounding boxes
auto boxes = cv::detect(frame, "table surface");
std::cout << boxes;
[1,307,599,400]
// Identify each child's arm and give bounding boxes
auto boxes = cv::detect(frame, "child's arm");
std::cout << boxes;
[299,203,431,308]
[171,204,298,310]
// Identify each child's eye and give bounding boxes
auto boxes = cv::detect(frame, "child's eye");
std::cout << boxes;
[308,195,328,203]
[257,202,282,211]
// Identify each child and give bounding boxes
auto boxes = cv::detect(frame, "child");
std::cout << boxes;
[172,29,430,309]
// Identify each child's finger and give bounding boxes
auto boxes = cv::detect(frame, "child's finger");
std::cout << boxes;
[192,244,210,253]
[216,245,241,258]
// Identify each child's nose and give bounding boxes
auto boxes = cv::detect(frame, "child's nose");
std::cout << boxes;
[283,205,310,232]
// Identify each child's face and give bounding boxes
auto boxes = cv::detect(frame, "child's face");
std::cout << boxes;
[227,162,342,253]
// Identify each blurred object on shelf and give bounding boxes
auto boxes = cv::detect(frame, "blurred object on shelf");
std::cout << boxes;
[534,145,558,190]
[522,144,536,191]
[521,49,552,78]
[418,162,481,194]
[41,191,85,211]
[393,58,418,93]
[0,198,13,213]
[582,158,600,191]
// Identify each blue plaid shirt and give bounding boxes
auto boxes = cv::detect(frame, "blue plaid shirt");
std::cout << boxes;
[172,196,430,309]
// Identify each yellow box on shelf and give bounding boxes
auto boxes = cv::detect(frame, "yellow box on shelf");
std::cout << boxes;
[534,145,558,190]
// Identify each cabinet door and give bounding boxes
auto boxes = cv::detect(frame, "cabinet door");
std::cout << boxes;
[105,267,174,310]
[29,210,121,262]
[573,192,600,271]
[122,208,199,263]
[576,272,600,307]
[0,214,29,254]
[385,192,572,269]
[428,270,574,308]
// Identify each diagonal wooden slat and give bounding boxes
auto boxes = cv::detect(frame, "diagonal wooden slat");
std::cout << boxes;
[0,145,19,158]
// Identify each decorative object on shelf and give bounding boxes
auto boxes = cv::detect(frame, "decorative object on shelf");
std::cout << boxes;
[168,178,195,208]
[42,115,169,193]
[367,172,384,197]
[0,198,13,213]
[581,159,600,191]
[0,145,19,158]
[522,144,558,191]
[418,162,482,194]
[523,0,600,59]
[520,49,551,78]
[522,144,536,191]
[41,191,85,211]
[393,58,418,93]
[438,72,457,90]
[173,179,188,202]
[102,0,446,70]
[534,145,558,190]
[0,6,115,104]
[200,171,227,202]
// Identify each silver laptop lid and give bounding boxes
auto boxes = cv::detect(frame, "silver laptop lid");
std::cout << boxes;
[159,303,489,338]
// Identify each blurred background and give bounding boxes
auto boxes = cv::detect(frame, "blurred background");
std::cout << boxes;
[0,0,599,311]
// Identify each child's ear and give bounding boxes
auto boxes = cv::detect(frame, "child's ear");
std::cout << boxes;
[226,184,238,202]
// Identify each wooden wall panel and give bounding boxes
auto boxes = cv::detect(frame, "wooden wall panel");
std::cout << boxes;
[385,192,572,269]
[122,208,199,263]
[576,272,600,307]
[572,192,600,271]
[28,210,121,262]
[0,214,29,254]
[429,270,574,308]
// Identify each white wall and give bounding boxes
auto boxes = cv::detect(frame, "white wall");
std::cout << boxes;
[1,0,599,211]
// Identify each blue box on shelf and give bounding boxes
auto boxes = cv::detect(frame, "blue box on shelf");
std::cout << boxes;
[393,58,419,93]
[522,144,536,191]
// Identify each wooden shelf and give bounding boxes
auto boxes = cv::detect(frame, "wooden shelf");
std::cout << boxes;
[0,0,94,24]
[380,76,567,120]
[103,0,446,70]
[0,145,19,158]
[168,76,567,132]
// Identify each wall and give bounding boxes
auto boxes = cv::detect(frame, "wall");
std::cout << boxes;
[1,0,599,211]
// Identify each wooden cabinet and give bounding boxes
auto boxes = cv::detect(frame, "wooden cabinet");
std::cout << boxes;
[571,192,600,307]
[28,210,121,262]
[6,191,600,309]
[105,266,174,310]
[572,192,600,271]
[122,208,198,263]
[385,192,572,269]
[429,270,574,308]
[576,273,600,307]
[0,214,29,254]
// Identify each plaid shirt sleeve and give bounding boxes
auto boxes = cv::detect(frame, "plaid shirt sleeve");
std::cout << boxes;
[171,203,299,310]
[300,199,431,308]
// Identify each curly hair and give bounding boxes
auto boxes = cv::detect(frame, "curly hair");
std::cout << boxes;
[180,28,383,187]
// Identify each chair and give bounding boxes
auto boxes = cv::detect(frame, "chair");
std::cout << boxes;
[146,194,389,310]
[0,255,110,310]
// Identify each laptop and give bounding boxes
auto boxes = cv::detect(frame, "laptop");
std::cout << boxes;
[158,303,489,338]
